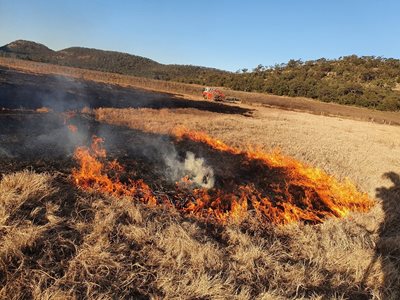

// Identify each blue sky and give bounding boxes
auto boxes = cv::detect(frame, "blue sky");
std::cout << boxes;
[0,0,399,71]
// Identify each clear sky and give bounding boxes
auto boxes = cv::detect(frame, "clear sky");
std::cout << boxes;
[0,0,399,71]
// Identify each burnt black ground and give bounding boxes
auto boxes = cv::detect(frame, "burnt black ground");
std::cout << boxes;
[0,112,169,177]
[0,111,275,186]
[0,67,253,115]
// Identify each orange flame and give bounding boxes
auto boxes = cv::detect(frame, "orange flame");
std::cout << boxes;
[72,136,156,205]
[36,107,52,113]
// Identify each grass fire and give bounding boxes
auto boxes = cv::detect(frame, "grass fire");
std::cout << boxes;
[72,126,374,225]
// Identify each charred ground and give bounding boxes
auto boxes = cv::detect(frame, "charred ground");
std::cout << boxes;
[0,67,253,115]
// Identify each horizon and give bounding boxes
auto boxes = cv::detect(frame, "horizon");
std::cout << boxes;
[1,0,399,71]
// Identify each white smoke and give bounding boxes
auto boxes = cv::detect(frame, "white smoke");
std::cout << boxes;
[164,150,215,189]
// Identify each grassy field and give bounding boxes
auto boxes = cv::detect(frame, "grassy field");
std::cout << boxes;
[1,66,400,298]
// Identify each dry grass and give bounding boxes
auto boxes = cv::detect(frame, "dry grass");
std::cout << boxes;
[92,106,400,298]
[1,103,399,298]
[1,170,397,299]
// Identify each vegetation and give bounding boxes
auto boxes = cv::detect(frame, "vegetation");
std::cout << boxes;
[1,40,400,111]
[0,171,374,299]
[94,107,400,197]
[2,56,400,125]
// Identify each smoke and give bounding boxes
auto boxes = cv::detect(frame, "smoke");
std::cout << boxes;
[164,150,215,189]
[40,75,88,112]
[33,124,88,155]
[0,146,13,158]
[118,132,216,189]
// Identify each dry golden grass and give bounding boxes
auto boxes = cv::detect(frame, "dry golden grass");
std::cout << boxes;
[1,170,396,299]
[1,103,399,298]
[93,105,400,298]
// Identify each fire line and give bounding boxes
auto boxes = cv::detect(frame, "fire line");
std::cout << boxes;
[71,128,374,225]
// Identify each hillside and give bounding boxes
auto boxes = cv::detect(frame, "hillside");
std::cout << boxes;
[0,40,227,81]
[1,40,400,111]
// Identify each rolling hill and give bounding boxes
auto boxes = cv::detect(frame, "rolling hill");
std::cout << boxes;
[0,40,227,81]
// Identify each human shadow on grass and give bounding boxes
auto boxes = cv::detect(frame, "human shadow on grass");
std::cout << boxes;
[361,172,400,298]
[376,172,400,298]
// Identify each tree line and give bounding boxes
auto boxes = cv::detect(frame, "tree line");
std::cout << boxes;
[176,56,400,111]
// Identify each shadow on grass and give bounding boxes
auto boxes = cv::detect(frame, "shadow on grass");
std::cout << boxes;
[375,172,400,298]
[361,172,400,298]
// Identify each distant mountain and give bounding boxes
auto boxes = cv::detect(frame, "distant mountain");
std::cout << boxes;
[0,40,227,81]
[0,40,54,56]
[1,40,400,111]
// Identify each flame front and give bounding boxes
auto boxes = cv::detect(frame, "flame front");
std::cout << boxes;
[172,128,374,224]
[72,129,374,225]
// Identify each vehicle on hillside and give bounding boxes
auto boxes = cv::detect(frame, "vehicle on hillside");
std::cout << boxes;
[202,87,241,103]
